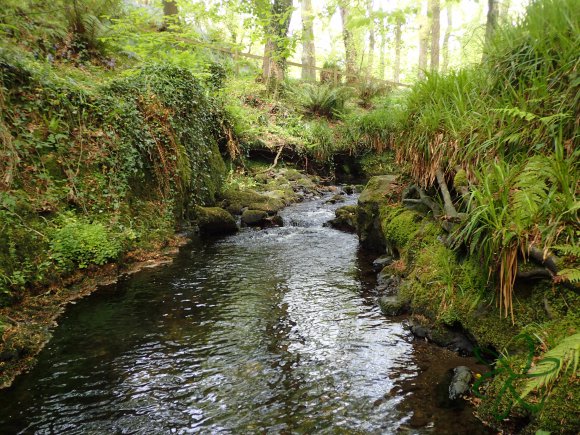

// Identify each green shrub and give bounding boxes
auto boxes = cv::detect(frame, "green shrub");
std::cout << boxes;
[50,219,122,270]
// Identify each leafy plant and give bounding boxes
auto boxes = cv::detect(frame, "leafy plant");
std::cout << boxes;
[521,332,580,398]
[296,83,351,119]
[50,218,122,269]
[455,145,578,321]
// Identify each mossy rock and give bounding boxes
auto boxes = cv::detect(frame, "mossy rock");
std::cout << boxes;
[281,168,306,181]
[329,205,357,232]
[357,175,399,252]
[295,177,316,191]
[453,169,468,189]
[220,188,271,215]
[378,295,407,316]
[248,198,285,214]
[241,209,268,227]
[195,206,238,236]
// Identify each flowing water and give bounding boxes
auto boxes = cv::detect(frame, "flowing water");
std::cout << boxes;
[0,193,490,434]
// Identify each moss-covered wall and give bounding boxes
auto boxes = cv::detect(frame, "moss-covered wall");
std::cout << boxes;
[0,56,227,303]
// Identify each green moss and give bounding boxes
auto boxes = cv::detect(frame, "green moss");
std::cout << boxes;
[453,169,468,188]
[530,371,580,433]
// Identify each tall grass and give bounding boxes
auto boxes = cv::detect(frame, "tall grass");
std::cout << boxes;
[361,0,579,318]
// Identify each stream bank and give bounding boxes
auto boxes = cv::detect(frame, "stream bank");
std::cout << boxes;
[346,175,579,433]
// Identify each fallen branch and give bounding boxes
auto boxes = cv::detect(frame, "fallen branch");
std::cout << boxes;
[402,185,442,218]
[259,145,285,173]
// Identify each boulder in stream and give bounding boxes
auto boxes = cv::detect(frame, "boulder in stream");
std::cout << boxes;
[328,205,357,232]
[378,295,408,316]
[241,209,268,226]
[195,206,238,236]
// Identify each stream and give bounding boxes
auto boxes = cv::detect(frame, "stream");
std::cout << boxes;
[0,192,490,434]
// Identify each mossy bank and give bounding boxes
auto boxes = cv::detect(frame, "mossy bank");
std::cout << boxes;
[353,175,579,433]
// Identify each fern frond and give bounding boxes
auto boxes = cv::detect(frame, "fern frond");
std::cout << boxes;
[493,107,539,122]
[556,268,580,283]
[521,332,580,398]
[553,245,580,257]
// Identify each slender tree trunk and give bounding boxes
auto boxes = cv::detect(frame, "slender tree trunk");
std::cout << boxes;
[485,0,499,46]
[262,0,293,88]
[339,2,358,83]
[365,0,375,78]
[441,1,452,73]
[394,17,403,83]
[430,0,440,72]
[160,0,178,31]
[417,0,430,79]
[301,0,316,81]
[379,27,386,80]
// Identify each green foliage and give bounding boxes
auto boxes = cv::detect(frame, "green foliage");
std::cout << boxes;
[0,48,226,302]
[455,147,578,320]
[50,218,122,270]
[295,83,351,119]
[304,120,335,162]
[356,80,390,108]
[521,332,579,398]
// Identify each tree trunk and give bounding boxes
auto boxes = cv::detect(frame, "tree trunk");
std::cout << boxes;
[429,0,440,73]
[485,0,499,46]
[365,0,375,78]
[160,0,178,30]
[394,17,403,83]
[441,1,452,73]
[379,26,386,80]
[417,0,430,79]
[301,0,316,81]
[339,2,358,83]
[262,0,293,89]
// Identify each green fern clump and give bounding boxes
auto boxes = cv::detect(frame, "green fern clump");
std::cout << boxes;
[522,332,579,398]
[456,144,578,320]
[296,83,351,119]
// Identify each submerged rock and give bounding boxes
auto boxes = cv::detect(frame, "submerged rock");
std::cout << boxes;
[195,206,238,236]
[325,194,345,204]
[407,317,475,356]
[449,366,472,400]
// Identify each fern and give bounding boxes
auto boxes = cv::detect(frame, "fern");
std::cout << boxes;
[493,107,539,122]
[512,156,551,226]
[556,268,580,283]
[553,245,580,257]
[521,332,580,398]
